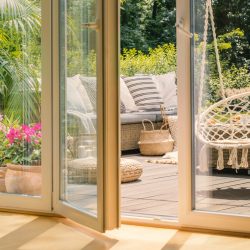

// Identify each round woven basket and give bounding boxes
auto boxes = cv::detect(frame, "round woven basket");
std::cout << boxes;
[68,158,143,184]
[139,140,174,156]
[138,119,174,156]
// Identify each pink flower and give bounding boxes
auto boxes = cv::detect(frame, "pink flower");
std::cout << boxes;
[33,123,41,131]
[6,128,18,144]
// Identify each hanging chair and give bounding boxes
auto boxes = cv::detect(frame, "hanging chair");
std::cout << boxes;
[197,0,250,171]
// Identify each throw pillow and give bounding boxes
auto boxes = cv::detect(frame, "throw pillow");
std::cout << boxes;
[153,72,177,111]
[80,76,97,111]
[67,75,93,113]
[120,101,126,113]
[122,75,164,111]
[120,78,138,112]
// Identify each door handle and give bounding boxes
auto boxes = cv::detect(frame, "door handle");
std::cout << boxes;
[81,21,99,30]
[176,18,193,38]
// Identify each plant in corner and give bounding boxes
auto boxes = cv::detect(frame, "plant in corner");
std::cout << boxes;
[0,116,42,196]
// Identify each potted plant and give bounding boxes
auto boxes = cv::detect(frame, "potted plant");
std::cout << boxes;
[0,119,42,196]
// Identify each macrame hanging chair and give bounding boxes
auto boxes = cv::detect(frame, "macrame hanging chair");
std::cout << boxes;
[197,0,250,171]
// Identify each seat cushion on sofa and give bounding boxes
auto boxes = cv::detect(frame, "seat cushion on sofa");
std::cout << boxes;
[121,112,158,124]
[153,72,177,110]
[122,75,164,111]
[120,78,138,112]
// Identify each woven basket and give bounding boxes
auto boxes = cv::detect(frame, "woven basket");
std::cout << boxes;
[139,119,174,156]
[121,122,162,151]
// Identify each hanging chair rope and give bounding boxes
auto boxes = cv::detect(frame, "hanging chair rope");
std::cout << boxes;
[197,0,250,171]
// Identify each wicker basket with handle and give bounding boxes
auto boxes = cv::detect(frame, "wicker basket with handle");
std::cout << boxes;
[138,119,174,156]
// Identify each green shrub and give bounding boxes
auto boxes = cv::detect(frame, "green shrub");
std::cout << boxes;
[120,43,176,76]
[207,65,250,104]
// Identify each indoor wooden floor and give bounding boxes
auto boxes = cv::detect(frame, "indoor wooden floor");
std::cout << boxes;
[0,212,250,250]
[67,154,250,219]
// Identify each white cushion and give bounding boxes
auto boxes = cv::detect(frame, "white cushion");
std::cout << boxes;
[120,78,138,112]
[153,72,177,109]
[67,75,93,113]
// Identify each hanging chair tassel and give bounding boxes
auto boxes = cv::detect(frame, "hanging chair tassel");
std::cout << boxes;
[217,148,224,170]
[228,148,239,170]
[241,148,249,169]
[200,144,209,172]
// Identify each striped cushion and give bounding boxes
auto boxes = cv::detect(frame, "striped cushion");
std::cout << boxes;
[122,75,164,111]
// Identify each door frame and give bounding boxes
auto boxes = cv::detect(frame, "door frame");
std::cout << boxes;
[52,0,120,232]
[0,0,52,213]
[178,0,250,234]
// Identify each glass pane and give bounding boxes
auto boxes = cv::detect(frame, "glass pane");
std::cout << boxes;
[192,0,250,216]
[59,0,98,216]
[0,1,42,196]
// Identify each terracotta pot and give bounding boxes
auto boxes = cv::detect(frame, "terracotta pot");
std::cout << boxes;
[0,167,7,193]
[5,164,42,196]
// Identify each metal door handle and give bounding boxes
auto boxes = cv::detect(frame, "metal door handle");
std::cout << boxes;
[176,18,193,38]
[81,21,99,30]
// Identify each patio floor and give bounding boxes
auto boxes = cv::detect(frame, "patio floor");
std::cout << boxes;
[66,154,250,220]
[121,154,250,219]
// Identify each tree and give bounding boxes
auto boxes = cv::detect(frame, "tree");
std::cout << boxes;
[120,0,176,52]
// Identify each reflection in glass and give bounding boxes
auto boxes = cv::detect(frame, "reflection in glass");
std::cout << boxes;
[60,0,98,215]
[0,1,42,196]
[192,0,250,216]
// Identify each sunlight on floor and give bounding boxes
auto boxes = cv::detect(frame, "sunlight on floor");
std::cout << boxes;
[0,212,250,250]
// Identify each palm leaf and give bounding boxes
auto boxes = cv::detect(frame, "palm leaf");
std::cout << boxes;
[0,0,41,34]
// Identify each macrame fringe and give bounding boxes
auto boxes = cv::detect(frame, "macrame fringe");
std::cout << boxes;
[228,148,239,171]
[241,148,248,169]
[217,148,224,170]
[200,144,209,172]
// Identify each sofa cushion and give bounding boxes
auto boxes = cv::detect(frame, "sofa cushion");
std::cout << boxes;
[67,75,93,113]
[120,78,138,112]
[153,72,177,110]
[79,76,97,111]
[122,75,164,111]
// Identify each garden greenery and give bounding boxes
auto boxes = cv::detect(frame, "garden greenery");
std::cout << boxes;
[120,44,176,76]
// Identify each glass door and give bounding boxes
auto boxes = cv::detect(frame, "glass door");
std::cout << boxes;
[53,0,119,232]
[178,0,250,233]
[0,0,52,212]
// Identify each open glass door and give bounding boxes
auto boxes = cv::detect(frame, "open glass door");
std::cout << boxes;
[0,0,52,212]
[178,0,250,233]
[53,0,120,232]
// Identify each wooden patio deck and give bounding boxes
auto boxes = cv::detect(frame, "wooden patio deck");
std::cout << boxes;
[122,154,250,219]
[66,154,250,219]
